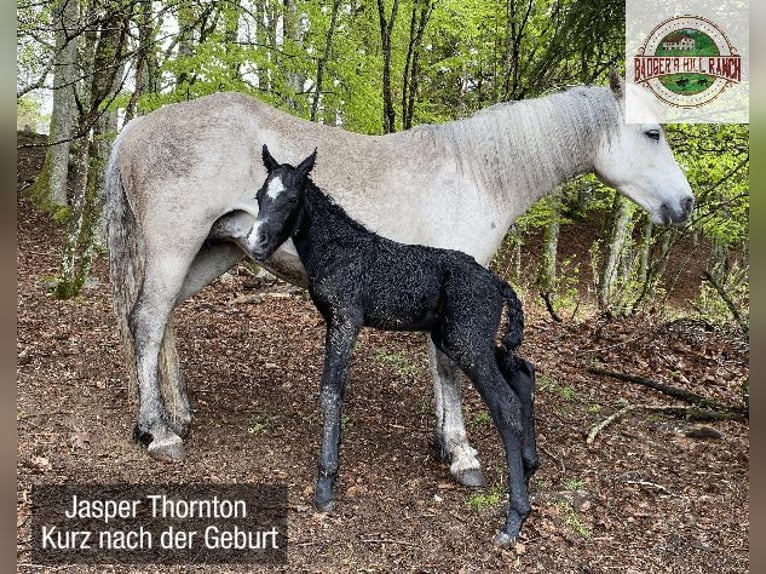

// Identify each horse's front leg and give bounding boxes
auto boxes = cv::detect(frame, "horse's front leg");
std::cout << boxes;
[427,339,486,487]
[314,318,360,512]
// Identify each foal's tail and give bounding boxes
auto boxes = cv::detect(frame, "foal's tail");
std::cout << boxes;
[499,280,524,355]
[104,120,145,401]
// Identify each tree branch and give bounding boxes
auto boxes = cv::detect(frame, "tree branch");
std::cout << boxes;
[587,367,747,416]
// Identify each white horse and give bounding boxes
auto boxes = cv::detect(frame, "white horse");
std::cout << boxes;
[105,72,693,484]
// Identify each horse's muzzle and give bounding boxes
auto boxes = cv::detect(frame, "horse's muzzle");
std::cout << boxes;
[660,195,694,225]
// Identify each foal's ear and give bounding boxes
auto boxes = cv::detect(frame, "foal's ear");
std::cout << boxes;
[262,144,280,173]
[296,148,317,180]
[608,67,625,100]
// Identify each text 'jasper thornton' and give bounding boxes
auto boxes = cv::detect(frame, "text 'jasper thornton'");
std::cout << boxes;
[64,493,248,523]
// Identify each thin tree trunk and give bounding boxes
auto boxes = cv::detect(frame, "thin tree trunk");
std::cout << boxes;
[401,0,433,130]
[283,0,306,111]
[598,194,633,310]
[54,10,127,298]
[311,0,342,122]
[224,0,242,80]
[126,0,157,122]
[176,2,197,98]
[377,0,400,134]
[37,0,79,208]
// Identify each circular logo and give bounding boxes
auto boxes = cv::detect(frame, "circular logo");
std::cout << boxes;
[633,15,741,108]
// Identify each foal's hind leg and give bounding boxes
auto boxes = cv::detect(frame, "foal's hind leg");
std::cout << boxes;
[497,353,539,481]
[427,339,485,487]
[445,343,530,545]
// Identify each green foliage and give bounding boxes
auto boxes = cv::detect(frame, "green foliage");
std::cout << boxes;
[468,485,504,512]
[16,96,47,133]
[373,349,423,377]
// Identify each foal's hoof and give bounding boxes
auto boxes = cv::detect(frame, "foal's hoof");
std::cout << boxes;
[453,468,486,488]
[147,435,186,463]
[493,530,518,547]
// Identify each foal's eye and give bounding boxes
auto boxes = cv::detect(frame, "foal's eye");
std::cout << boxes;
[645,129,661,142]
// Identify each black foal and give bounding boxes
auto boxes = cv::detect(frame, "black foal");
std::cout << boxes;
[220,145,538,544]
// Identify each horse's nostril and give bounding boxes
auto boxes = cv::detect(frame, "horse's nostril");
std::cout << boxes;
[660,204,671,225]
[682,196,695,215]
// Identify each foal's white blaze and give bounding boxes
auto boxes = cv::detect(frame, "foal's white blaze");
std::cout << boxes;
[247,219,265,253]
[267,176,285,199]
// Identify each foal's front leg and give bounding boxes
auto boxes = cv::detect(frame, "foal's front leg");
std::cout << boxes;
[314,318,360,511]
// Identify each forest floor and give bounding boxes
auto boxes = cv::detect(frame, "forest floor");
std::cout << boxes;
[17,133,749,573]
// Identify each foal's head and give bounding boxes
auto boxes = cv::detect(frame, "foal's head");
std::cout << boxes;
[249,145,317,261]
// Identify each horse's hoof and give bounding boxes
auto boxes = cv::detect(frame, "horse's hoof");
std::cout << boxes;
[147,436,186,462]
[132,425,153,446]
[493,530,518,547]
[432,436,450,462]
[168,419,190,438]
[314,496,334,513]
[454,468,486,487]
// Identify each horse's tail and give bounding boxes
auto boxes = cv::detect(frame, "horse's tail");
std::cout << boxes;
[105,120,144,401]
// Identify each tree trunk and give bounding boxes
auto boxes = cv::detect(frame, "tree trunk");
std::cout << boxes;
[598,194,633,310]
[377,0,400,133]
[537,203,560,295]
[126,0,157,122]
[310,0,342,122]
[176,2,197,98]
[53,10,127,298]
[283,0,306,111]
[36,0,79,208]
[401,0,433,130]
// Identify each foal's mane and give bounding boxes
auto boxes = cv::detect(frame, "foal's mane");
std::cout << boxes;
[302,176,374,236]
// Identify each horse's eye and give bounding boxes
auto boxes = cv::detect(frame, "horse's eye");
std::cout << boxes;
[645,129,661,141]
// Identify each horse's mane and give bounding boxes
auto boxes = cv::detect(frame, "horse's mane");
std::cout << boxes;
[438,86,621,199]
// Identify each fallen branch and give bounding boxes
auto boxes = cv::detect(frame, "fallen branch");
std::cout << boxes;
[586,404,747,444]
[586,405,632,444]
[701,270,748,334]
[540,291,562,322]
[587,367,745,415]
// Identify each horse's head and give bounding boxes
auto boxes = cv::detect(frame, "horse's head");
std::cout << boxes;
[249,145,317,261]
[594,71,694,225]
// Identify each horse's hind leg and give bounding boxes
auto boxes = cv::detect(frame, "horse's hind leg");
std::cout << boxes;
[157,318,191,436]
[130,253,196,462]
[158,241,245,435]
[427,339,485,487]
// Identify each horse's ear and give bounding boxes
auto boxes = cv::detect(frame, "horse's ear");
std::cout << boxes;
[608,67,624,100]
[296,148,317,180]
[262,144,280,173]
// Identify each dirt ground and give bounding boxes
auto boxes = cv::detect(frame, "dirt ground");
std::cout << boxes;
[17,134,749,573]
